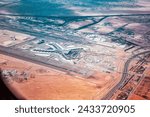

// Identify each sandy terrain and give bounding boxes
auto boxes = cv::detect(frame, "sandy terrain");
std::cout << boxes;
[0,53,120,100]
[128,94,145,100]
[0,30,35,47]
[133,76,150,100]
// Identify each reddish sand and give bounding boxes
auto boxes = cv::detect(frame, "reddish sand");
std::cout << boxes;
[0,54,119,100]
[128,94,145,100]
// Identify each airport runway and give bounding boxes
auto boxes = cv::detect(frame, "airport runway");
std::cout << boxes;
[0,46,150,100]
[0,45,82,75]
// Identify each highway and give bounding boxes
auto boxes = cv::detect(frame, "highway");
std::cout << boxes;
[1,44,149,100]
[1,13,150,47]
[102,50,150,100]
[0,13,150,99]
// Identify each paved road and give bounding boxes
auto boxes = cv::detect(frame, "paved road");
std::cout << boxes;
[1,45,149,100]
[0,13,150,99]
[0,45,82,75]
[102,50,150,100]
